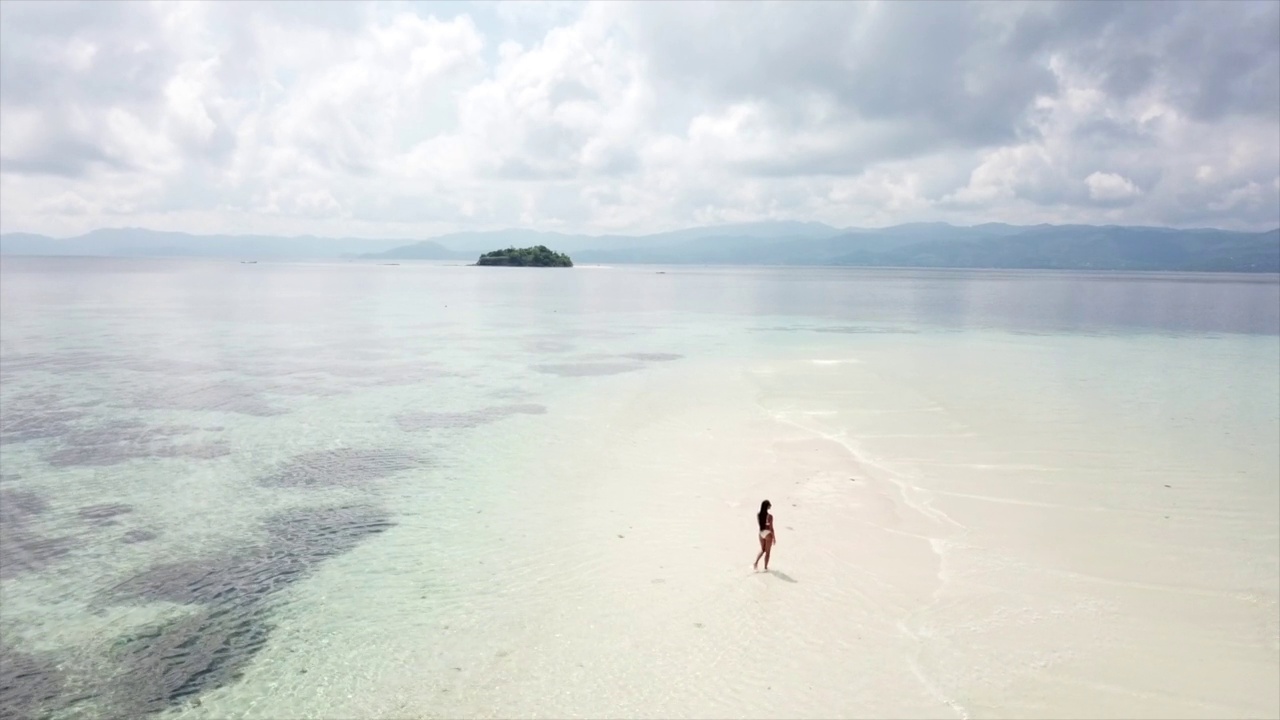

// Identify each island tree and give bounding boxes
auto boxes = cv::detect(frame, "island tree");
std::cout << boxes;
[475,245,573,267]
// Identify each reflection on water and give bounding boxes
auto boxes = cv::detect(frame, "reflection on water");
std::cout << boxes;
[0,257,1276,718]
[1,259,1276,339]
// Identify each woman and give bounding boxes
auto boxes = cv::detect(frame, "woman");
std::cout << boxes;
[753,499,776,571]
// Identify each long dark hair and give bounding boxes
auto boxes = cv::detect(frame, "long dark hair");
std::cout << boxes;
[757,499,771,531]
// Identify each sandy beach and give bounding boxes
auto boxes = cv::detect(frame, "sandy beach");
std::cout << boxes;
[171,337,1278,720]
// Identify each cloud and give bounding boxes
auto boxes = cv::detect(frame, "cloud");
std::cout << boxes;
[1,0,1276,239]
[1085,172,1142,204]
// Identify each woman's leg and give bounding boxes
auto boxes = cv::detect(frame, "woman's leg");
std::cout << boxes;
[763,536,773,570]
[754,536,767,570]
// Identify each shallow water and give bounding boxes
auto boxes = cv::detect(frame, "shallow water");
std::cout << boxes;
[1,258,1277,719]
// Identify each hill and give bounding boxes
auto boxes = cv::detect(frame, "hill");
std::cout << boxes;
[0,228,409,259]
[2,222,1276,272]
[570,225,1279,272]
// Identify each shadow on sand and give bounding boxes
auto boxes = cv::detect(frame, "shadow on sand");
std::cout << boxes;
[769,570,798,583]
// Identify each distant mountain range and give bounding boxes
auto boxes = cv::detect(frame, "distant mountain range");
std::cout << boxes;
[0,228,410,259]
[2,222,1277,272]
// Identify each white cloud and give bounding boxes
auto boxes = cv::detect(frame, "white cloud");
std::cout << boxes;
[0,0,1276,239]
[1085,172,1142,202]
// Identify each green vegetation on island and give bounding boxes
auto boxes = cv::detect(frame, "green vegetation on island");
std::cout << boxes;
[475,245,573,267]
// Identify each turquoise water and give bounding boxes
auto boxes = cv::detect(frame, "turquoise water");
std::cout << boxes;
[1,258,1277,718]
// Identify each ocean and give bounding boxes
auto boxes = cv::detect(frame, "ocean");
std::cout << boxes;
[2,257,1277,719]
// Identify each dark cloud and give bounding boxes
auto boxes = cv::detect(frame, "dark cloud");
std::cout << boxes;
[1046,0,1280,120]
[1070,117,1158,150]
[619,2,1059,153]
[0,131,135,178]
[621,1,1278,180]
[0,1,241,181]
[0,2,175,107]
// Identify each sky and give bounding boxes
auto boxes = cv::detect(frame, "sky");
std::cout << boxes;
[1,0,1277,239]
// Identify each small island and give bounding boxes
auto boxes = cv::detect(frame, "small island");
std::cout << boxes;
[475,245,573,267]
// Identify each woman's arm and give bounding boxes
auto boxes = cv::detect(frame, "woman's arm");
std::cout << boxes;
[769,514,777,544]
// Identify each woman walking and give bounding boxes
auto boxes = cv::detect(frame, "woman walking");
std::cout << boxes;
[753,499,776,571]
